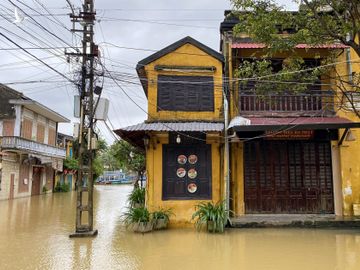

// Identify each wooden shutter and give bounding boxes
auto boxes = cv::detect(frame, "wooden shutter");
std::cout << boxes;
[21,118,33,140]
[3,119,15,136]
[37,123,45,143]
[162,144,212,200]
[157,75,214,111]
[48,128,56,146]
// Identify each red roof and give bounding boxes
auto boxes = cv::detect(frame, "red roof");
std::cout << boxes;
[248,117,354,126]
[232,43,349,49]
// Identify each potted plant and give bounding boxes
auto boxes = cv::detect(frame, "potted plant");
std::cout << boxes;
[152,208,173,230]
[192,201,227,233]
[122,206,153,233]
[128,187,145,208]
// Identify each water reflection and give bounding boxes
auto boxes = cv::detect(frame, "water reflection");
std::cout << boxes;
[0,185,359,270]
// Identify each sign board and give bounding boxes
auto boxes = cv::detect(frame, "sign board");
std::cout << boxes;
[265,130,314,140]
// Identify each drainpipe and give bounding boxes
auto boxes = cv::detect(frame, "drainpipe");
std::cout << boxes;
[224,96,230,221]
[222,34,230,222]
[346,34,353,83]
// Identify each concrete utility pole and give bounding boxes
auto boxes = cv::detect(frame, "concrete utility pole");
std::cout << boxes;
[68,0,98,238]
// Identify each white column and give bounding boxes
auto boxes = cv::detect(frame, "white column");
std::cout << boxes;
[0,120,3,136]
[14,105,21,136]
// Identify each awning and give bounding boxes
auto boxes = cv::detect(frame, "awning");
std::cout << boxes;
[114,121,224,149]
[230,117,360,132]
[231,43,349,49]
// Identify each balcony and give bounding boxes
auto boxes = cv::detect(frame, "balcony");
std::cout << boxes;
[0,136,66,158]
[239,90,335,117]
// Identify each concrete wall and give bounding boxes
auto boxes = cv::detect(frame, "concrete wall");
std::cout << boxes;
[0,154,20,200]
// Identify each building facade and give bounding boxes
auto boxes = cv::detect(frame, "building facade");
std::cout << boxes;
[116,15,360,225]
[115,37,225,224]
[0,84,69,200]
[220,11,360,217]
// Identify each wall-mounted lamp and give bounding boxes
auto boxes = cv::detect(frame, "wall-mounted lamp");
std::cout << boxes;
[176,134,181,144]
[143,134,150,149]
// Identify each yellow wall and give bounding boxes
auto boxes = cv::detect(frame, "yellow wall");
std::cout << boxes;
[144,43,223,122]
[145,132,223,226]
[230,142,244,216]
[335,47,360,215]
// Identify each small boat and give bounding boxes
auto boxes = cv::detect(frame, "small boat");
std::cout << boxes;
[96,170,133,185]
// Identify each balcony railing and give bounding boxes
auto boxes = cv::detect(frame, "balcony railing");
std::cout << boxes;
[239,90,335,116]
[0,136,66,158]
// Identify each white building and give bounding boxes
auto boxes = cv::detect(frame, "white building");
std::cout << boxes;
[0,84,69,200]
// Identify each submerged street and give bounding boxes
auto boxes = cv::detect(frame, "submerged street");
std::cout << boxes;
[0,185,359,270]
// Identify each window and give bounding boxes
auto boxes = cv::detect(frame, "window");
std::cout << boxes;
[162,144,212,200]
[157,75,214,111]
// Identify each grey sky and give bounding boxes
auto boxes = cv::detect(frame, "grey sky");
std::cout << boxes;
[0,0,298,143]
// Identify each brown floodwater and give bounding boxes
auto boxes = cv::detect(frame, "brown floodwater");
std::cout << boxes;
[1,185,360,270]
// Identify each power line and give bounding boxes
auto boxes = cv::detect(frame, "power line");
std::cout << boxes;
[0,32,77,85]
[7,0,78,51]
[0,46,80,50]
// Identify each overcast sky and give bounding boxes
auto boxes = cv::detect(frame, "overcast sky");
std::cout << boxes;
[0,0,298,143]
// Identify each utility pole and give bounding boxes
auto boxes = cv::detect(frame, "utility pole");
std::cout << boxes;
[68,0,98,238]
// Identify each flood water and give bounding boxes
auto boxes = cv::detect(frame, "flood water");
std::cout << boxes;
[1,185,360,270]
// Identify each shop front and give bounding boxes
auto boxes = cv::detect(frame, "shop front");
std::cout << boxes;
[230,116,360,216]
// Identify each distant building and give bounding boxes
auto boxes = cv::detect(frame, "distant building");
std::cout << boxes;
[0,84,69,200]
[55,133,76,190]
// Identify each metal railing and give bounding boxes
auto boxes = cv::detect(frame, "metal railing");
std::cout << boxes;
[0,136,66,158]
[239,90,335,115]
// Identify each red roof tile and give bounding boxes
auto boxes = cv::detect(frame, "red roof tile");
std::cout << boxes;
[232,43,349,49]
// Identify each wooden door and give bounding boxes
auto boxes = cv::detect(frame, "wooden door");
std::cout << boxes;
[244,140,334,214]
[31,168,41,196]
[9,173,15,199]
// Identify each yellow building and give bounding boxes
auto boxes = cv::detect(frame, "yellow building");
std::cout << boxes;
[220,11,360,217]
[116,19,360,226]
[115,37,225,225]
[55,133,76,191]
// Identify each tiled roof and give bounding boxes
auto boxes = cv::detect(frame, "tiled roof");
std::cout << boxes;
[114,121,224,150]
[232,43,349,49]
[118,122,224,132]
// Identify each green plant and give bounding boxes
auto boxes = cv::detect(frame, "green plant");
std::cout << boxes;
[192,201,227,233]
[54,181,70,192]
[63,157,79,171]
[128,187,145,208]
[122,206,151,228]
[42,186,48,193]
[151,208,173,229]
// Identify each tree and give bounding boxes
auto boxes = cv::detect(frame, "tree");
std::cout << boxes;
[112,140,146,187]
[230,0,360,117]
[72,137,107,183]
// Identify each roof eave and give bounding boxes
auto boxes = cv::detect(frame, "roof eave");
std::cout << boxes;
[9,99,70,123]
